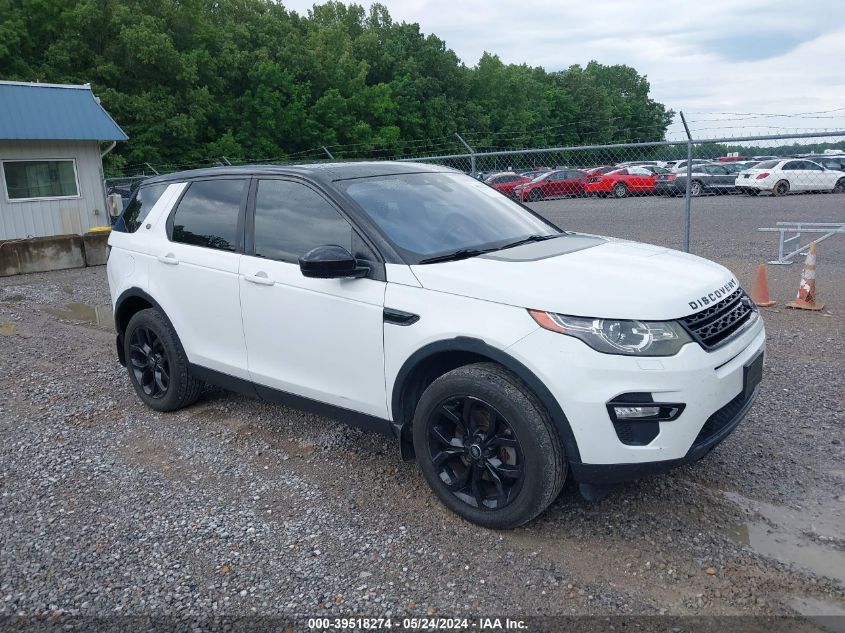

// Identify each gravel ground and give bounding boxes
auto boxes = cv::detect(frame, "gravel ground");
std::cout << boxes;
[1,193,843,628]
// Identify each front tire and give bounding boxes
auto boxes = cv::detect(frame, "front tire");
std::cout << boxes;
[529,188,544,202]
[834,178,845,193]
[124,308,203,412]
[612,183,629,198]
[411,363,566,528]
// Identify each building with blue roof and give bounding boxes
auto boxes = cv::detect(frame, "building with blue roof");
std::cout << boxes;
[0,81,128,240]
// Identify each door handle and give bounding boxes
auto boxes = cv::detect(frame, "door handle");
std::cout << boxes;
[244,271,274,286]
[157,253,179,265]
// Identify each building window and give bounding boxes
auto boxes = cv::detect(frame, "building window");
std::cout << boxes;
[2,159,80,201]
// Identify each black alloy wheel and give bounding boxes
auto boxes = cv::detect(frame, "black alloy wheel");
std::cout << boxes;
[129,325,170,399]
[427,395,524,510]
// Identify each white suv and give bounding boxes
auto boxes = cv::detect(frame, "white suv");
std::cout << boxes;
[108,162,765,528]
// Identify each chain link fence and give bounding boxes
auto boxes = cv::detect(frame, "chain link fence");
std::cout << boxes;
[106,126,845,252]
[394,130,845,252]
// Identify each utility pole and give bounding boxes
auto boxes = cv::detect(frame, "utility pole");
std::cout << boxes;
[680,111,693,253]
[455,133,476,175]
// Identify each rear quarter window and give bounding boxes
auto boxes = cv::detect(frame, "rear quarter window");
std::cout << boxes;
[114,183,168,233]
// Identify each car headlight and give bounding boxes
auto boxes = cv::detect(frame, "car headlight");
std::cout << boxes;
[528,310,693,356]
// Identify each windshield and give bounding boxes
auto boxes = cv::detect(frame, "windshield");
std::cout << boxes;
[338,172,560,263]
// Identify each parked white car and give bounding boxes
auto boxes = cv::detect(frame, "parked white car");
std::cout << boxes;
[670,159,711,173]
[108,162,765,527]
[735,159,845,196]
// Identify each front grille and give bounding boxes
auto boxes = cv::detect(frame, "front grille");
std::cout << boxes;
[692,389,751,448]
[681,288,754,350]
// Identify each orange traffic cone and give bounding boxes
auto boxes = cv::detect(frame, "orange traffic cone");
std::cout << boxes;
[750,264,776,307]
[786,242,825,311]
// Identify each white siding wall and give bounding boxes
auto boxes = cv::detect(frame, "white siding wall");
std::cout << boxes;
[0,140,108,240]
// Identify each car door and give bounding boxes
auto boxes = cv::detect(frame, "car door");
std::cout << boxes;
[540,171,559,196]
[798,160,830,190]
[238,177,388,418]
[780,161,807,191]
[562,170,582,195]
[628,167,653,192]
[147,177,251,379]
[704,164,728,189]
[496,175,517,194]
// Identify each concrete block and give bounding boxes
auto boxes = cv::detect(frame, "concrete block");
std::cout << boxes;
[0,235,86,277]
[82,232,110,266]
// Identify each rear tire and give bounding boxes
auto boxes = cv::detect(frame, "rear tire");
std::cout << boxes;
[411,363,566,528]
[612,183,629,198]
[773,180,790,196]
[690,180,704,197]
[124,308,203,412]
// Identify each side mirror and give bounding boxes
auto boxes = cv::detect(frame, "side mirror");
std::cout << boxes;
[299,245,369,279]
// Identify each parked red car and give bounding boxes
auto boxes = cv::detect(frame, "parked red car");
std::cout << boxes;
[583,166,658,198]
[483,172,532,196]
[513,169,587,201]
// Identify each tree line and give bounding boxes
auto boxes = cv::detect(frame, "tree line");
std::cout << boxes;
[0,0,674,175]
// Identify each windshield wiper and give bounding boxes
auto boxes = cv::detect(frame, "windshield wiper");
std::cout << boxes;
[418,248,492,264]
[498,233,562,250]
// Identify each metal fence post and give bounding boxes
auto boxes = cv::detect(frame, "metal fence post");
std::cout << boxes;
[322,146,335,160]
[680,111,693,253]
[455,133,476,175]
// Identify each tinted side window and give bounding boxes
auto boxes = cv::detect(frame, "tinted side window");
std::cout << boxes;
[116,183,168,233]
[253,180,353,263]
[171,179,247,251]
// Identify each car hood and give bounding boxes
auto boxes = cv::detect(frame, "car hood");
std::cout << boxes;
[409,236,738,320]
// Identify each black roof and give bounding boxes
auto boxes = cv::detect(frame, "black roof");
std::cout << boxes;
[143,161,457,186]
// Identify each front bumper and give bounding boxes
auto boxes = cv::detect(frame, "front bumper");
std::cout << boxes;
[506,314,765,479]
[571,384,759,484]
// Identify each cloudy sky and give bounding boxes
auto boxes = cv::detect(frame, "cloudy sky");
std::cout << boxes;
[282,0,845,140]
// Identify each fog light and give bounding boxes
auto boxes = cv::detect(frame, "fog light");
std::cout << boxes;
[613,406,661,419]
[606,395,685,423]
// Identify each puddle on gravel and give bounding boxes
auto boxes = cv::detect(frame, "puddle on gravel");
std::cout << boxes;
[45,303,113,330]
[723,491,845,586]
[788,598,845,633]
